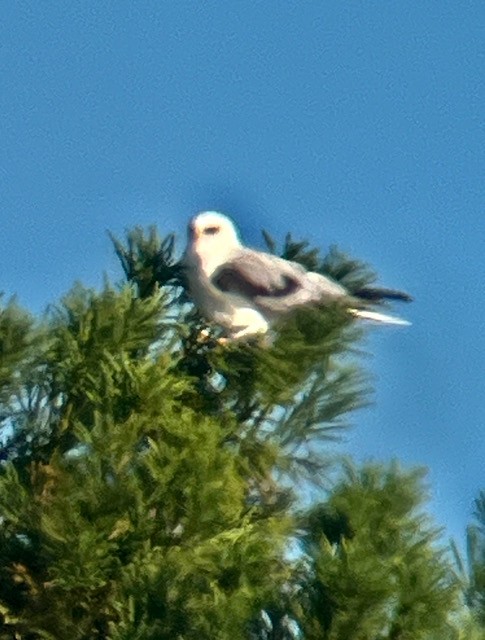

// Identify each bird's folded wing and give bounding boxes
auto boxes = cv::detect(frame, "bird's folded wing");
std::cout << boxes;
[212,249,305,299]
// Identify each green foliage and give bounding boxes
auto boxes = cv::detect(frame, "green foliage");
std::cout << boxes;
[0,328,291,638]
[295,461,459,640]
[450,491,485,637]
[0,296,49,463]
[0,223,469,639]
[109,226,182,299]
[0,296,34,398]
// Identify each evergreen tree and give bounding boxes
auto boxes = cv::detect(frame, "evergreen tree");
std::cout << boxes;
[292,461,458,640]
[0,227,366,639]
[0,224,461,639]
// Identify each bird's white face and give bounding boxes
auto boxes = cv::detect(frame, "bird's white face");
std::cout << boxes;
[186,212,242,263]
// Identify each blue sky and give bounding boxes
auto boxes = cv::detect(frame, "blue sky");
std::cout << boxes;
[1,2,484,547]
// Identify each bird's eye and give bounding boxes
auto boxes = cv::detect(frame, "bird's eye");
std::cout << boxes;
[203,226,220,235]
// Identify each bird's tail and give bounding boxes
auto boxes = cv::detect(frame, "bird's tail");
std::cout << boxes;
[354,286,413,303]
[349,308,411,326]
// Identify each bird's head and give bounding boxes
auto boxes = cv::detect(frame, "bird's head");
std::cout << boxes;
[186,211,242,260]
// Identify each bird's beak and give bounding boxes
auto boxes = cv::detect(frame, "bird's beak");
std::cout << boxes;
[188,224,200,241]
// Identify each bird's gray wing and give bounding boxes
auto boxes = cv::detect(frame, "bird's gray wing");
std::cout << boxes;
[211,249,347,314]
[212,249,304,298]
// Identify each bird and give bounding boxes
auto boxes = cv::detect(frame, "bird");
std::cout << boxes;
[182,211,412,342]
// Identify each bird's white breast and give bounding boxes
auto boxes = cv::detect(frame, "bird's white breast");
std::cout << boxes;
[184,250,265,332]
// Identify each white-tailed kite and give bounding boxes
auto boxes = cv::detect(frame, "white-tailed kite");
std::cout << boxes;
[182,211,412,341]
